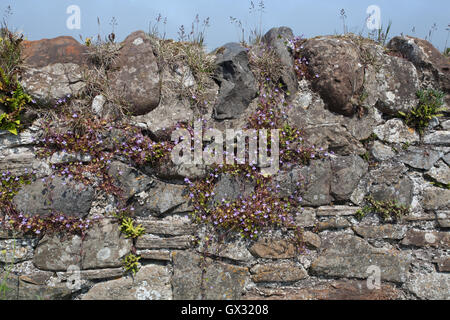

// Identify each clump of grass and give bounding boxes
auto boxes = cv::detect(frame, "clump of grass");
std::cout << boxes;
[0,8,33,135]
[355,196,409,222]
[399,89,447,135]
[152,18,215,111]
[230,0,266,45]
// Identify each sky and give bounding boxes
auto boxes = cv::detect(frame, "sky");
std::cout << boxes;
[1,0,449,52]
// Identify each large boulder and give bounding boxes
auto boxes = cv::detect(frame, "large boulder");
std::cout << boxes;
[301,36,365,116]
[261,27,298,96]
[20,36,88,104]
[302,35,420,116]
[388,36,450,108]
[212,43,258,120]
[110,31,161,116]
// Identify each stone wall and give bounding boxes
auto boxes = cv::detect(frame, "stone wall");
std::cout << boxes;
[0,28,449,300]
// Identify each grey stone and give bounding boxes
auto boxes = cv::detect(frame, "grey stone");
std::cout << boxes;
[406,273,450,300]
[133,180,191,217]
[352,224,407,239]
[316,206,360,216]
[401,229,449,248]
[82,264,172,300]
[91,95,106,116]
[250,261,307,283]
[261,27,298,96]
[373,119,420,144]
[423,131,450,146]
[108,161,154,199]
[0,239,36,264]
[110,31,161,116]
[422,187,450,210]
[398,146,441,170]
[33,219,132,271]
[426,160,450,184]
[13,176,95,218]
[137,250,171,261]
[21,63,85,105]
[212,174,256,205]
[442,120,450,130]
[443,153,450,166]
[294,208,316,227]
[370,141,396,161]
[136,235,194,250]
[81,219,132,269]
[18,281,74,300]
[201,240,254,262]
[331,155,368,201]
[171,251,203,300]
[33,234,83,271]
[172,250,248,300]
[213,42,258,120]
[298,159,332,206]
[310,234,411,283]
[137,219,195,236]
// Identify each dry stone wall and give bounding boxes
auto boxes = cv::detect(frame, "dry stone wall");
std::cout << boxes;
[0,28,449,300]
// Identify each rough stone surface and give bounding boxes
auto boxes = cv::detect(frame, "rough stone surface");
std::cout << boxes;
[331,155,368,201]
[248,239,297,259]
[370,141,396,161]
[110,31,161,116]
[213,42,258,120]
[250,262,307,283]
[33,220,131,271]
[172,251,248,300]
[426,160,450,185]
[108,161,154,199]
[82,264,172,300]
[423,131,450,146]
[298,160,332,206]
[352,224,407,240]
[244,280,402,300]
[374,119,420,144]
[406,273,450,300]
[398,146,441,170]
[388,36,450,107]
[422,187,450,210]
[301,36,365,116]
[81,219,132,269]
[20,36,87,104]
[311,234,411,283]
[401,230,450,248]
[13,176,95,217]
[261,27,298,96]
[133,180,191,217]
[136,235,194,250]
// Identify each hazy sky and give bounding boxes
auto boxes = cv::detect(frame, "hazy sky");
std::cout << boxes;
[1,0,449,52]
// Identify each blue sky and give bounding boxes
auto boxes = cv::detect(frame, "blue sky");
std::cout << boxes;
[1,0,449,52]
